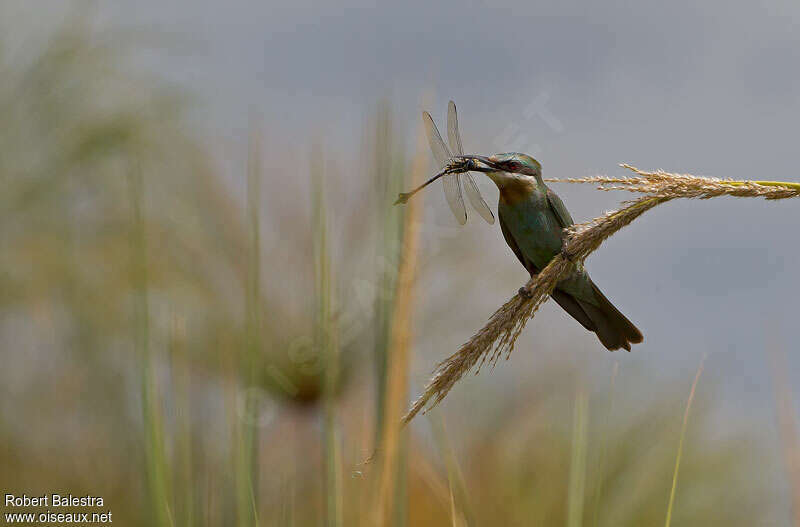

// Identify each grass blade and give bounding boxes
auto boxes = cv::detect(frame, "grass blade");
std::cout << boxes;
[591,362,618,527]
[428,412,475,527]
[129,160,173,527]
[236,126,264,527]
[567,388,589,527]
[665,354,707,527]
[373,112,426,525]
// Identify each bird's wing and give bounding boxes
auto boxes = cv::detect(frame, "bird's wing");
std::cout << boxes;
[545,187,574,229]
[543,186,641,349]
[499,212,536,274]
[500,209,596,332]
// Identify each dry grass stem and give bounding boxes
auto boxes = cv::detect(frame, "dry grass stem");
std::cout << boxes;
[402,194,667,424]
[403,165,800,425]
[374,126,426,524]
[547,164,800,200]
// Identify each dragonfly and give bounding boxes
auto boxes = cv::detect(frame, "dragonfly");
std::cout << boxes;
[422,101,495,225]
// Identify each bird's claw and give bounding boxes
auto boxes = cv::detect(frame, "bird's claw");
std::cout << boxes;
[518,286,533,299]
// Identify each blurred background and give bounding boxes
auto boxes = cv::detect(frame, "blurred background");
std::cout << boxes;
[1,1,799,525]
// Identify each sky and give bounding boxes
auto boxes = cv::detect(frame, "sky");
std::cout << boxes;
[10,0,800,435]
[102,0,799,396]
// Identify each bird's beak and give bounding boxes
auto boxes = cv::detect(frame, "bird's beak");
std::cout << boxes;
[455,155,500,172]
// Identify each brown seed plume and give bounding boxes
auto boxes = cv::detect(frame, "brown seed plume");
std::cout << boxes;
[402,165,800,424]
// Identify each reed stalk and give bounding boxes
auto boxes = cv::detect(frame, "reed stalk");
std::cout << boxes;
[567,389,589,527]
[373,122,426,525]
[404,166,800,424]
[305,141,344,527]
[129,161,173,527]
[235,127,264,527]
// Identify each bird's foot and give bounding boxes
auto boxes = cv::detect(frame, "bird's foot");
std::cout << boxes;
[518,286,533,299]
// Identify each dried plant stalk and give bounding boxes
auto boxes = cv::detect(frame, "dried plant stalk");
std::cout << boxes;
[550,164,800,200]
[374,123,427,524]
[403,166,800,425]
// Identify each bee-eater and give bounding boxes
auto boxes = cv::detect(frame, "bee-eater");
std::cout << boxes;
[465,153,643,351]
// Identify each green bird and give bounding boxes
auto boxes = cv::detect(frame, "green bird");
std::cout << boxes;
[467,152,643,351]
[398,103,642,351]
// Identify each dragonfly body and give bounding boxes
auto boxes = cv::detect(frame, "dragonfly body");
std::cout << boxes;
[406,102,642,351]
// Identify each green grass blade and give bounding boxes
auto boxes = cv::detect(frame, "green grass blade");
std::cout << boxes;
[665,355,707,527]
[429,411,475,527]
[129,160,173,527]
[236,127,264,527]
[311,142,343,527]
[592,362,619,527]
[567,388,589,527]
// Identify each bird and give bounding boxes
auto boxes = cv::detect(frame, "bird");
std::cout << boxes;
[396,103,642,351]
[465,152,643,351]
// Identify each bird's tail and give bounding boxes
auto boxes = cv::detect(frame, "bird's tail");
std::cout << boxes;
[576,281,643,351]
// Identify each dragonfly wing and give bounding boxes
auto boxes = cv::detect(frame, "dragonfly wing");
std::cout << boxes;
[447,100,464,155]
[449,101,494,224]
[422,111,451,167]
[424,109,467,224]
[462,172,495,224]
[442,173,467,225]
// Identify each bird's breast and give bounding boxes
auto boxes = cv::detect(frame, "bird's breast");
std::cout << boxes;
[496,174,537,205]
[499,190,563,267]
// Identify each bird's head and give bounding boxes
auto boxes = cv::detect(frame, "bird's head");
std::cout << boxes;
[485,153,542,177]
[459,152,542,189]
